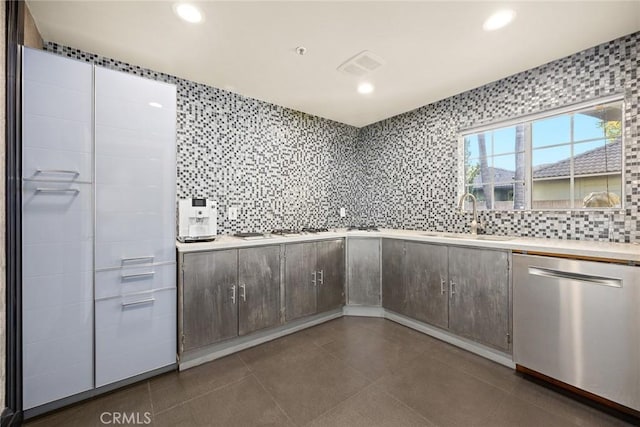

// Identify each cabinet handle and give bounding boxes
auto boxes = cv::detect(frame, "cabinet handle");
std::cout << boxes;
[440,279,446,295]
[240,284,246,302]
[35,188,79,194]
[122,297,155,308]
[450,281,456,296]
[121,271,155,280]
[35,169,80,177]
[311,271,317,286]
[318,270,324,285]
[230,285,236,304]
[121,256,154,265]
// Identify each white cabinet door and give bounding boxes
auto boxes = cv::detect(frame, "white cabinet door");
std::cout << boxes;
[95,288,177,387]
[94,67,176,269]
[22,48,94,409]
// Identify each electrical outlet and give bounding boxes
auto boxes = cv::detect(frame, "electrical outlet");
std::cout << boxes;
[340,207,346,218]
[228,206,238,220]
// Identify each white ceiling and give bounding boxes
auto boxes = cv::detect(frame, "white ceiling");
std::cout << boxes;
[27,1,640,128]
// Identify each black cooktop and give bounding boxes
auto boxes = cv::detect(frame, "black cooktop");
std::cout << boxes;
[302,227,329,233]
[271,229,301,235]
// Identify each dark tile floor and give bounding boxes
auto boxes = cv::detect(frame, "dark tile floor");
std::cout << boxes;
[26,317,634,427]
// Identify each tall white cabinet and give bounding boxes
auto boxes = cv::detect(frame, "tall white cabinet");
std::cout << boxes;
[22,47,94,410]
[22,48,177,410]
[94,67,177,387]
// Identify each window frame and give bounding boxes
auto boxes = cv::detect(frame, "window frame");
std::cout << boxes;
[457,95,625,212]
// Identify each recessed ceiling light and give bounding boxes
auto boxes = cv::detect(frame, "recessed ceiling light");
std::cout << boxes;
[483,9,516,31]
[357,82,374,95]
[149,102,163,108]
[173,3,203,24]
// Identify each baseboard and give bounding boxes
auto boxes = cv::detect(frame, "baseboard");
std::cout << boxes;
[342,305,384,317]
[384,310,515,368]
[179,309,343,370]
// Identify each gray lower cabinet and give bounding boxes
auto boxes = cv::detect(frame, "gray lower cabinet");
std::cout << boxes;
[182,250,238,352]
[238,246,281,336]
[181,246,281,351]
[404,241,448,329]
[448,246,509,351]
[348,238,381,306]
[317,240,346,312]
[381,239,404,313]
[285,242,318,321]
[381,239,510,352]
[285,239,345,321]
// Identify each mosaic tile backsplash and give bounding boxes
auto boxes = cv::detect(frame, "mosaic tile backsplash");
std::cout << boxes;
[46,31,639,242]
[350,31,639,243]
[45,42,359,234]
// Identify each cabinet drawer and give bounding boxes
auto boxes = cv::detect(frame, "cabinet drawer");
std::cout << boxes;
[95,288,176,387]
[95,211,174,247]
[95,239,176,270]
[95,263,176,300]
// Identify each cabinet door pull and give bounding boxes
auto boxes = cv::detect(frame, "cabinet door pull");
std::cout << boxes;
[240,284,246,302]
[35,188,79,194]
[121,271,155,280]
[230,285,237,304]
[121,256,154,265]
[440,279,446,295]
[311,271,317,286]
[450,281,456,296]
[122,297,155,308]
[35,169,80,177]
[318,270,324,285]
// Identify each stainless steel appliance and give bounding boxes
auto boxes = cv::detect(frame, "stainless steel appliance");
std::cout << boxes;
[513,254,640,413]
[178,198,217,242]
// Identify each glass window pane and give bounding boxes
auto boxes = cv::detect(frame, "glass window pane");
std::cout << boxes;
[533,115,571,148]
[532,145,571,179]
[492,153,515,175]
[512,181,526,210]
[573,111,605,141]
[573,139,605,176]
[532,178,571,209]
[466,184,489,210]
[465,158,481,187]
[578,175,622,208]
[492,126,517,155]
[464,135,480,159]
[574,103,622,142]
[573,140,622,176]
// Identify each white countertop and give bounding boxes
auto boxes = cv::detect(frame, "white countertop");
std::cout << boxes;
[176,228,640,262]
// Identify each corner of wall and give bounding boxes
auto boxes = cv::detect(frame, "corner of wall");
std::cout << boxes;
[23,3,43,50]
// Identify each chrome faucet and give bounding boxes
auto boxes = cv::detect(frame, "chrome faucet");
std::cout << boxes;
[457,193,483,235]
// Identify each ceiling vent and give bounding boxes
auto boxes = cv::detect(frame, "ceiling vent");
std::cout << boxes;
[337,50,385,77]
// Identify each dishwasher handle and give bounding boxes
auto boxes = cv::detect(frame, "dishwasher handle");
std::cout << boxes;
[528,266,622,288]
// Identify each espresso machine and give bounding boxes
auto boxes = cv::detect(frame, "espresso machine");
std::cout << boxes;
[178,198,217,242]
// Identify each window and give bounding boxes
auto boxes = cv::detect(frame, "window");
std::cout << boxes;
[461,99,623,210]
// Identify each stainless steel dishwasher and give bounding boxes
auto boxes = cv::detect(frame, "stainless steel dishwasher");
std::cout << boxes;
[513,254,640,413]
